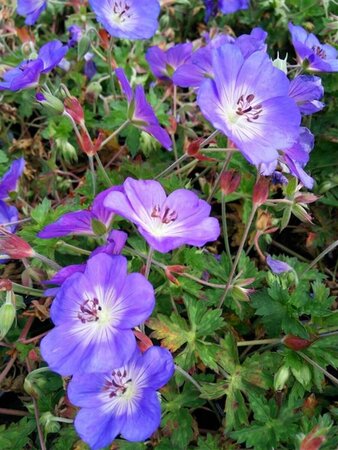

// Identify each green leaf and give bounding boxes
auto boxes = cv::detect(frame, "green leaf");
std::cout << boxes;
[148,313,191,352]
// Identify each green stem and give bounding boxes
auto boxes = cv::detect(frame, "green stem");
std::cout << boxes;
[222,195,231,261]
[155,154,188,180]
[99,120,130,150]
[12,283,44,297]
[301,239,338,277]
[107,38,116,95]
[237,338,281,347]
[299,351,338,386]
[56,241,91,256]
[144,247,154,280]
[218,205,258,309]
[33,252,61,271]
[94,153,112,187]
[88,155,96,196]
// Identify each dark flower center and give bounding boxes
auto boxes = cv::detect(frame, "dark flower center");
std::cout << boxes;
[236,94,262,122]
[103,369,132,398]
[78,297,102,323]
[151,205,178,224]
[112,1,131,23]
[312,45,326,59]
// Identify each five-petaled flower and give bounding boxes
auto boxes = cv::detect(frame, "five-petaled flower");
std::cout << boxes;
[197,44,301,166]
[40,253,155,375]
[68,346,174,449]
[89,0,160,40]
[104,177,220,253]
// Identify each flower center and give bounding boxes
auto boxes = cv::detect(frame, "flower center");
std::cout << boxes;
[112,1,132,24]
[236,94,262,122]
[151,205,178,224]
[312,45,326,59]
[78,298,102,324]
[103,369,132,398]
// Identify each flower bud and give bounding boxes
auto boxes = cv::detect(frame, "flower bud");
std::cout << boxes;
[274,365,290,391]
[0,290,16,339]
[86,81,102,104]
[78,35,91,59]
[0,279,12,291]
[220,170,241,196]
[300,427,327,450]
[55,138,78,164]
[64,96,85,125]
[40,412,61,436]
[0,230,34,259]
[36,92,65,116]
[253,176,270,206]
[283,334,314,351]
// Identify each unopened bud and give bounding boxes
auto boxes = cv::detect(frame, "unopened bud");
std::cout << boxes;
[167,116,177,135]
[36,92,65,116]
[292,203,313,224]
[274,365,290,391]
[78,35,91,59]
[55,138,78,164]
[220,170,241,196]
[283,334,314,351]
[0,290,16,339]
[0,230,34,259]
[40,412,61,436]
[295,193,319,204]
[186,138,202,157]
[64,97,85,125]
[0,279,12,291]
[253,176,270,206]
[300,427,327,450]
[86,81,102,104]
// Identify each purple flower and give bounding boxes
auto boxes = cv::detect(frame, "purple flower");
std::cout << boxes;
[0,59,43,92]
[197,44,301,165]
[204,0,218,21]
[104,178,220,253]
[289,23,338,72]
[0,202,19,263]
[89,0,160,40]
[173,28,267,88]
[146,43,193,82]
[115,68,172,150]
[0,158,25,199]
[288,75,324,115]
[68,25,83,47]
[266,255,292,274]
[282,127,315,189]
[40,253,155,375]
[271,171,288,185]
[219,0,249,14]
[38,40,69,73]
[38,187,120,238]
[84,52,97,79]
[17,0,47,25]
[68,346,174,448]
[43,230,128,296]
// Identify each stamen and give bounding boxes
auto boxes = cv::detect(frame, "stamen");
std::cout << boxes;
[312,45,326,59]
[78,298,101,323]
[112,1,132,23]
[151,205,178,224]
[103,369,132,398]
[236,93,262,122]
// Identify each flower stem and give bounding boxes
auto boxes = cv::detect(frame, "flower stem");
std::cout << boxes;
[218,204,258,309]
[99,120,130,150]
[207,152,233,202]
[144,247,154,280]
[12,283,45,297]
[33,252,61,271]
[94,153,112,187]
[56,241,91,256]
[301,239,338,277]
[299,351,338,386]
[237,338,281,347]
[107,37,116,95]
[155,154,188,180]
[222,194,232,261]
[88,155,96,196]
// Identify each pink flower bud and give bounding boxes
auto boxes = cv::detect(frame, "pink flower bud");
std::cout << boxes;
[0,230,34,259]
[300,427,326,450]
[283,334,314,351]
[64,97,85,125]
[253,176,270,206]
[220,170,241,196]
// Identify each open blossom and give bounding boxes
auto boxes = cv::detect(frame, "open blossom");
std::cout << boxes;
[0,41,68,92]
[68,346,174,448]
[146,43,193,82]
[38,186,120,238]
[115,68,172,150]
[288,75,324,115]
[40,254,155,375]
[104,178,220,253]
[289,23,338,72]
[17,0,47,25]
[89,0,160,40]
[173,28,266,88]
[197,44,301,165]
[219,0,249,14]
